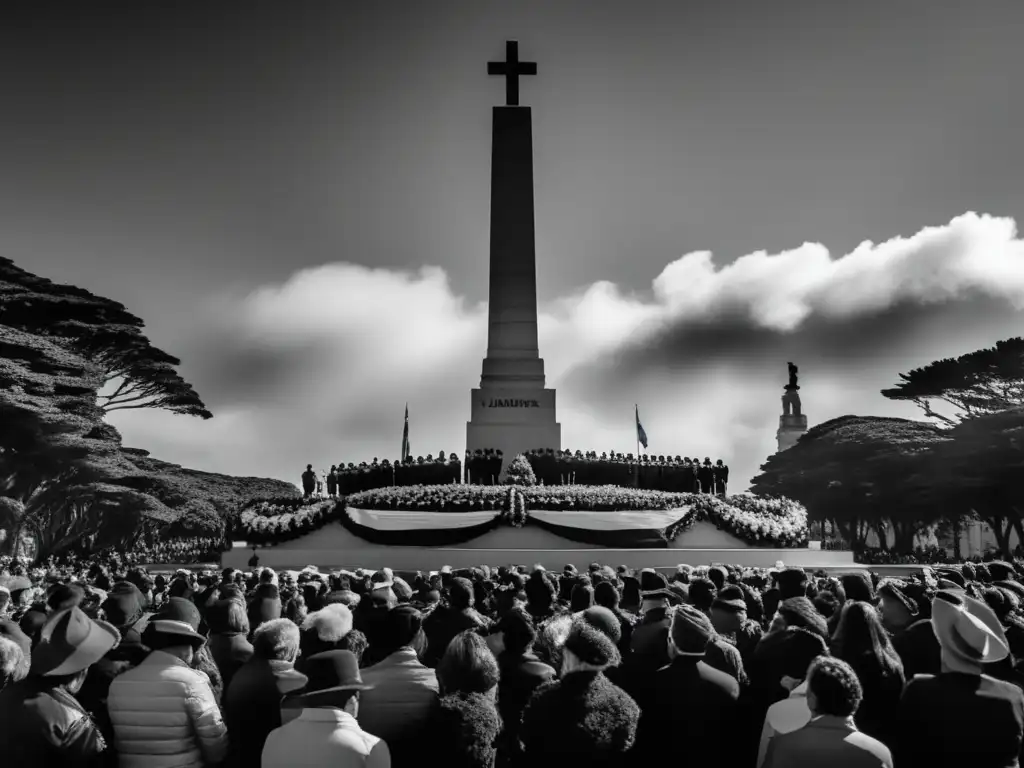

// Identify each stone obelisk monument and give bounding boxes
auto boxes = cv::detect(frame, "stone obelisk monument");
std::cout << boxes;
[466,41,561,472]
[776,362,808,452]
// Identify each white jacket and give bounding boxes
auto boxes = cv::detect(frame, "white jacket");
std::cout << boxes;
[757,680,812,768]
[263,708,390,768]
[108,649,229,768]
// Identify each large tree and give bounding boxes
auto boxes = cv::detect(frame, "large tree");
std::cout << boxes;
[750,415,951,552]
[0,256,211,419]
[881,337,1024,425]
[0,326,173,558]
[906,406,1024,554]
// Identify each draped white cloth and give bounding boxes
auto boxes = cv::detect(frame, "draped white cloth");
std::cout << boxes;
[344,507,690,532]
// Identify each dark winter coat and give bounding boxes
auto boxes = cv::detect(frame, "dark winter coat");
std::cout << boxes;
[0,676,108,768]
[521,670,640,768]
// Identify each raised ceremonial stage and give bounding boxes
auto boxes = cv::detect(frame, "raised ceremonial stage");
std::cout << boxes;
[222,505,857,572]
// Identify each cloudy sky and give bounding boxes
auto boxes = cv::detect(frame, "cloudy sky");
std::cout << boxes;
[3,1,1024,491]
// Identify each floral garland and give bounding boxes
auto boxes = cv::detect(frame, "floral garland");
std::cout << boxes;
[501,487,528,528]
[238,484,808,548]
[239,499,341,545]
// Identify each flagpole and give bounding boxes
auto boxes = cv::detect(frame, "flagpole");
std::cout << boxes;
[635,404,639,459]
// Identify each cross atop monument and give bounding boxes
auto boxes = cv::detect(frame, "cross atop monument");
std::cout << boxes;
[487,40,537,107]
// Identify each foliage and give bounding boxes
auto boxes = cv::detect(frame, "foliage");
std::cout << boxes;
[503,454,537,486]
[117,449,299,535]
[750,415,951,552]
[904,406,1024,553]
[0,325,163,558]
[881,337,1024,425]
[238,484,808,547]
[0,256,211,419]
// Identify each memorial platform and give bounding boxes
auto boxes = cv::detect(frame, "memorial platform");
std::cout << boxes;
[221,518,856,571]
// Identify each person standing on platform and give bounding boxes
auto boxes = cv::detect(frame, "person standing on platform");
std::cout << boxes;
[301,464,317,499]
[714,460,729,497]
[699,458,715,495]
[327,466,339,498]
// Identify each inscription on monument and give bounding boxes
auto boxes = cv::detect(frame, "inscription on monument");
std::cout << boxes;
[484,398,541,408]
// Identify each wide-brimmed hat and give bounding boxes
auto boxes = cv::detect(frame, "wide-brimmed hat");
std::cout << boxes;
[292,650,373,702]
[30,607,120,677]
[144,596,207,648]
[931,589,1010,670]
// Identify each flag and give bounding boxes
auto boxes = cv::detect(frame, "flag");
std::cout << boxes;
[635,404,648,450]
[401,404,411,461]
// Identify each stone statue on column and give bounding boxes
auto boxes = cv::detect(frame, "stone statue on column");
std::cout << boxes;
[782,361,802,416]
[777,361,808,452]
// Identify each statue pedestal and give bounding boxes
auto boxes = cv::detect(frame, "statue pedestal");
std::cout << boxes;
[776,413,808,452]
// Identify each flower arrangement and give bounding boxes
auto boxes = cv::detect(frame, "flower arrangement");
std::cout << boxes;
[504,454,537,486]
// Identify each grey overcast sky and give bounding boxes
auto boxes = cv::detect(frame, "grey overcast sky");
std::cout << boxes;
[2,1,1024,489]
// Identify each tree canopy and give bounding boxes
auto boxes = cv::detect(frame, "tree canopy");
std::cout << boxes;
[881,337,1024,425]
[0,256,211,419]
[903,406,1024,552]
[0,257,291,560]
[750,415,951,551]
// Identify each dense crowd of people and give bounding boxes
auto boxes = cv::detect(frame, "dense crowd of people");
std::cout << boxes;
[2,554,1024,767]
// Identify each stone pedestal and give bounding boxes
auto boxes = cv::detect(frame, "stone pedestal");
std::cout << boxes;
[777,413,808,452]
[467,387,561,473]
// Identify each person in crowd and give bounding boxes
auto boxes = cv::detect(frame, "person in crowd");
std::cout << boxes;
[266,650,389,768]
[424,576,490,667]
[107,597,228,768]
[829,601,905,747]
[359,605,439,768]
[301,464,317,498]
[879,578,941,678]
[205,597,254,692]
[327,466,339,498]
[712,583,764,664]
[0,606,119,767]
[756,628,830,767]
[763,657,893,768]
[0,617,31,687]
[299,603,355,666]
[688,576,748,684]
[523,571,559,624]
[628,570,674,675]
[895,589,1024,768]
[224,617,308,767]
[521,606,640,768]
[0,636,25,691]
[432,630,503,768]
[531,613,573,672]
[493,607,555,768]
[632,604,741,766]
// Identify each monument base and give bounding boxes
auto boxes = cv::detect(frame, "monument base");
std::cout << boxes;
[466,386,560,475]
